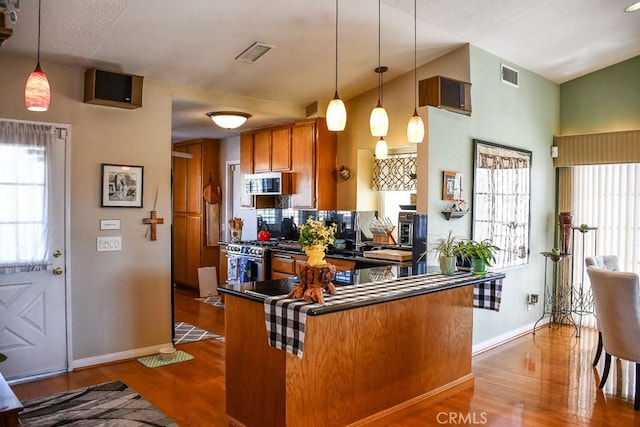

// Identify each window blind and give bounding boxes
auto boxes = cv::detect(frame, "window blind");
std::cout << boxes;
[570,163,640,328]
[554,130,640,167]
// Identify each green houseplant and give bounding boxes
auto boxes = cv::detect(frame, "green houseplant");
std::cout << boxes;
[456,239,500,275]
[424,230,462,275]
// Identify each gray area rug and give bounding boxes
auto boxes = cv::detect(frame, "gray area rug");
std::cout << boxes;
[174,321,225,344]
[196,295,225,309]
[20,380,176,426]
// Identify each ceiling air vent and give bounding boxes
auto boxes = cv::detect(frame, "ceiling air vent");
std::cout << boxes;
[235,42,275,63]
[501,63,519,88]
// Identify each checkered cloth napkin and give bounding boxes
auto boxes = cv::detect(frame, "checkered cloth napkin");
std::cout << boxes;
[473,278,503,311]
[264,273,503,358]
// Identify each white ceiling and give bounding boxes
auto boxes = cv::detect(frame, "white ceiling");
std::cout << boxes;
[2,0,639,141]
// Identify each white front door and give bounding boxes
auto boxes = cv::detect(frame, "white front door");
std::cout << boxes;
[0,122,68,381]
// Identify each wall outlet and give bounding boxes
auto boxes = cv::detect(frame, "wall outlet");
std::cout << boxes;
[97,236,122,252]
[527,294,539,304]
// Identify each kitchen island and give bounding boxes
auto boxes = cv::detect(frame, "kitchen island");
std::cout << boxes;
[218,265,505,427]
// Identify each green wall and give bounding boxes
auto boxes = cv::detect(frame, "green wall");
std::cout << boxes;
[427,46,560,349]
[560,55,640,134]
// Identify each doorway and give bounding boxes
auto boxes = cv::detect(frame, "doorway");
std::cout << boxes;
[0,120,70,381]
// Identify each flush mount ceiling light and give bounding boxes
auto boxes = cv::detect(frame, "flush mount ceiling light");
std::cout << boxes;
[407,0,424,144]
[206,111,251,129]
[369,0,388,137]
[625,1,640,12]
[325,0,346,132]
[25,0,50,112]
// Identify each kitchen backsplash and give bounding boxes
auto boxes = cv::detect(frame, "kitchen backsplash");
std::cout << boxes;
[256,209,377,246]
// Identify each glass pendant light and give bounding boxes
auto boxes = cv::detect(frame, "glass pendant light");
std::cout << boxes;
[375,137,388,159]
[370,0,388,137]
[407,0,424,143]
[25,0,50,112]
[326,0,347,131]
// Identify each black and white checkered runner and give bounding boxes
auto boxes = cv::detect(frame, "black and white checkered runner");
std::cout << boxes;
[264,273,504,358]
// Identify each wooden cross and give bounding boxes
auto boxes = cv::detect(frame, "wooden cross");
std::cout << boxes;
[143,210,164,241]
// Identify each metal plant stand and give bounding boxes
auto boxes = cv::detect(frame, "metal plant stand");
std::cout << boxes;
[533,252,577,335]
[570,226,598,337]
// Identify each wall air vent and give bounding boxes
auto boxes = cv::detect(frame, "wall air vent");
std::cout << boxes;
[235,42,275,63]
[501,63,519,88]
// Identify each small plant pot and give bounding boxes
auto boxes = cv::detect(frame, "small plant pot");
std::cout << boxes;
[471,258,487,275]
[439,256,457,276]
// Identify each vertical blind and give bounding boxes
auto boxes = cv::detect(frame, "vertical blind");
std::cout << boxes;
[571,163,640,328]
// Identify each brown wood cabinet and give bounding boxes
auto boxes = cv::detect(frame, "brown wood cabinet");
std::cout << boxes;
[224,283,474,426]
[240,119,336,210]
[253,126,292,173]
[291,118,337,209]
[270,251,354,279]
[173,138,221,290]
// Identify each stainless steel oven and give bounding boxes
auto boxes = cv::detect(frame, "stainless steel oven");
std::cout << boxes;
[224,242,271,284]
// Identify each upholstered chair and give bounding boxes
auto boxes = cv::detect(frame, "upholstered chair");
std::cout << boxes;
[585,255,620,366]
[586,266,640,411]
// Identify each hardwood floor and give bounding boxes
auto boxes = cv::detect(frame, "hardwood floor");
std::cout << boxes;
[11,287,640,426]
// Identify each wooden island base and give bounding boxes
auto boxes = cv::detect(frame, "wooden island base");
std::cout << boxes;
[225,284,475,427]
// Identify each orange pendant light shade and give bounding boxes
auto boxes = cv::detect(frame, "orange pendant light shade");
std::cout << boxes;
[25,63,50,112]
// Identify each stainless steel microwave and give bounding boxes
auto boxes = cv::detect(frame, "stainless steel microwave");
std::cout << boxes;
[245,172,292,195]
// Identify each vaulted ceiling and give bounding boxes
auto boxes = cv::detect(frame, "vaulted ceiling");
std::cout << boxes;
[2,0,639,141]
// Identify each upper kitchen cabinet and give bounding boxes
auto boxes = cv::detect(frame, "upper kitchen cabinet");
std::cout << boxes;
[291,118,337,210]
[253,126,292,172]
[240,132,254,208]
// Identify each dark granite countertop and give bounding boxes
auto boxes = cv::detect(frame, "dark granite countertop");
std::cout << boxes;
[218,264,506,316]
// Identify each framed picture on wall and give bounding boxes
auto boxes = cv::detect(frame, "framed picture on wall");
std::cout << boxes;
[101,163,144,207]
[442,171,462,201]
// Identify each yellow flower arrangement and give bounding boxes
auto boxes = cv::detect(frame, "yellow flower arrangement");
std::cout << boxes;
[298,217,337,249]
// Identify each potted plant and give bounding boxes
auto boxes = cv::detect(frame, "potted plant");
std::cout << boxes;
[457,239,500,275]
[422,230,462,275]
[298,217,337,266]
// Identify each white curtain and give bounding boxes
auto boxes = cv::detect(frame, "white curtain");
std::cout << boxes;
[0,121,56,274]
[474,146,531,268]
[571,163,640,327]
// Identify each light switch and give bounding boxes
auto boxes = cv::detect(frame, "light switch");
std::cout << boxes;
[97,236,122,252]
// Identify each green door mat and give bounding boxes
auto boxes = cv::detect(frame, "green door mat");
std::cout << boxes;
[137,350,194,368]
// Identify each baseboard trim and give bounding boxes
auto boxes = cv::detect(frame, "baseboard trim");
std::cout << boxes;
[472,318,551,355]
[71,342,173,370]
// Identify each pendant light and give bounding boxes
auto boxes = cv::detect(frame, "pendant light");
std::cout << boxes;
[326,0,347,131]
[369,0,388,137]
[25,0,50,112]
[407,0,424,143]
[375,137,388,159]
